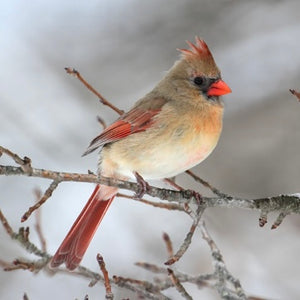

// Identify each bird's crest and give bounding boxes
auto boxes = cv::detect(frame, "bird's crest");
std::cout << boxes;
[178,36,213,60]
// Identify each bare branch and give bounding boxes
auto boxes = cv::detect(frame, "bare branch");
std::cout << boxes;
[0,209,14,237]
[0,162,210,207]
[2,207,269,299]
[271,211,289,229]
[96,254,113,299]
[167,268,192,300]
[162,233,174,259]
[4,259,39,272]
[0,146,32,173]
[65,67,124,115]
[97,115,107,129]
[1,211,170,299]
[165,206,204,265]
[113,275,170,300]
[1,147,300,229]
[135,261,212,291]
[201,222,247,300]
[289,89,300,101]
[33,189,47,252]
[0,258,13,269]
[22,180,61,222]
[23,293,29,300]
[135,262,168,274]
[0,211,51,261]
[185,170,230,198]
[164,178,183,191]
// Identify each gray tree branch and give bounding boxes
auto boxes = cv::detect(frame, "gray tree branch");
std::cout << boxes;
[1,156,299,229]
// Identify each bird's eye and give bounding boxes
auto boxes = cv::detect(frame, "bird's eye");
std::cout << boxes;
[193,76,205,86]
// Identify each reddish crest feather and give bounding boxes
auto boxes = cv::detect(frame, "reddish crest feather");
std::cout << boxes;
[178,36,213,60]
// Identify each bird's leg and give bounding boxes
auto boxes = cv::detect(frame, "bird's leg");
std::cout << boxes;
[133,171,151,199]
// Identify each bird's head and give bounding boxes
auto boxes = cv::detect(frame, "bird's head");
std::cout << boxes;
[159,37,231,104]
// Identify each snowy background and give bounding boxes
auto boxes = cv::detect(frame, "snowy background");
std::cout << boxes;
[1,1,300,299]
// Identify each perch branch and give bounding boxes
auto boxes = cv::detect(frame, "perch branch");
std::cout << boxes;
[1,145,300,229]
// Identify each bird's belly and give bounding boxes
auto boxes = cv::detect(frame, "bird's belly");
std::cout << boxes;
[138,142,216,179]
[105,134,219,180]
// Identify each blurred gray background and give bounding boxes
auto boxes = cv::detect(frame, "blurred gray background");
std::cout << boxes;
[1,1,300,299]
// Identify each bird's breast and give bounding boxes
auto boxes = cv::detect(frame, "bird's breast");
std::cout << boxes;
[100,105,223,180]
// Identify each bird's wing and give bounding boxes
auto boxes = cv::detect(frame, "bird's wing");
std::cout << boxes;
[83,97,167,156]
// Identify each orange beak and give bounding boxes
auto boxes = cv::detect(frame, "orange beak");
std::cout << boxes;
[207,80,231,97]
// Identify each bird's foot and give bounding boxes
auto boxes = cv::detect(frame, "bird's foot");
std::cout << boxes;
[133,171,150,199]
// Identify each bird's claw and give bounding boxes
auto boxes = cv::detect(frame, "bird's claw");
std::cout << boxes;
[133,171,150,199]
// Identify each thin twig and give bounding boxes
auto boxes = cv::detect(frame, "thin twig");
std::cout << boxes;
[21,226,30,242]
[113,276,170,300]
[0,258,13,269]
[97,115,107,129]
[1,211,170,300]
[185,170,230,198]
[167,268,192,300]
[65,67,124,115]
[164,178,183,191]
[201,222,247,300]
[289,89,300,101]
[1,208,260,299]
[5,259,36,272]
[33,189,47,252]
[135,262,168,274]
[0,146,32,173]
[21,180,61,222]
[23,293,29,300]
[162,233,174,259]
[165,206,204,265]
[0,211,51,261]
[135,261,213,291]
[271,212,289,229]
[0,209,14,237]
[97,254,113,299]
[113,275,159,292]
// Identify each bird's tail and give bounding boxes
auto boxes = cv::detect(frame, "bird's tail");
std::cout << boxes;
[50,184,116,270]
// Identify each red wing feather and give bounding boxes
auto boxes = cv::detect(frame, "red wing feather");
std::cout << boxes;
[83,106,161,156]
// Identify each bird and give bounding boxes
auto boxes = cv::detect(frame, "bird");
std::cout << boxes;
[50,36,231,270]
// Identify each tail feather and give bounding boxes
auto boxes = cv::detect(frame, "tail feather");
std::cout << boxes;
[50,185,116,270]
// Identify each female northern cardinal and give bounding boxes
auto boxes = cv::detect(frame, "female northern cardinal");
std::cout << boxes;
[50,37,231,270]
